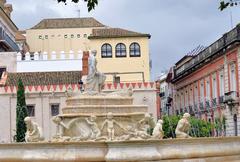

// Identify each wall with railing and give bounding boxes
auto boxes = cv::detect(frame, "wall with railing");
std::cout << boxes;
[174,25,240,79]
[16,51,83,72]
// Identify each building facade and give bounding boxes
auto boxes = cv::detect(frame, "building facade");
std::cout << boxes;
[25,18,151,82]
[167,25,240,136]
[0,0,18,52]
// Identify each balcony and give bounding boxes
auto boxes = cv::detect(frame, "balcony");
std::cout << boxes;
[219,96,224,105]
[159,92,165,98]
[199,102,204,111]
[0,27,19,51]
[173,24,240,82]
[205,100,210,110]
[224,91,239,104]
[212,98,217,108]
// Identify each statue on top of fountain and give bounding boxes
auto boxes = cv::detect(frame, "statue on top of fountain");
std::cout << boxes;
[84,50,106,95]
[82,50,133,97]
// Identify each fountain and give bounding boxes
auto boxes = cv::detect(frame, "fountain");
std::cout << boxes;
[0,51,240,162]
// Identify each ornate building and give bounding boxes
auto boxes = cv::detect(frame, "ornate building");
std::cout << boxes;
[167,24,240,136]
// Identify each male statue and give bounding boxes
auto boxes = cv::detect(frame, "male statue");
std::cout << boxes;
[175,113,191,138]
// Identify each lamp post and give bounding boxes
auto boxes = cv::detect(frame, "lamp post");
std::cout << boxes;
[78,79,84,93]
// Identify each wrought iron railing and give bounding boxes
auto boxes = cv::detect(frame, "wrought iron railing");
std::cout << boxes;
[174,25,240,79]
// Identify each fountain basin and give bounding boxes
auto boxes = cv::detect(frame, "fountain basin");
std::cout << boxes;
[66,96,134,106]
[0,137,240,162]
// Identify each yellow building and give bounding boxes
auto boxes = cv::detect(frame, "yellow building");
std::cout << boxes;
[26,17,151,82]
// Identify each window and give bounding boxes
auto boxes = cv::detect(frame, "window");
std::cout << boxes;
[130,42,141,57]
[115,43,126,57]
[27,105,35,117]
[230,64,237,91]
[51,104,60,116]
[84,34,87,38]
[38,35,42,39]
[101,43,112,58]
[200,80,204,102]
[64,34,68,38]
[194,83,198,104]
[206,79,210,100]
[45,35,48,39]
[212,74,217,99]
[0,67,6,78]
[71,34,74,38]
[219,70,225,96]
[77,34,80,38]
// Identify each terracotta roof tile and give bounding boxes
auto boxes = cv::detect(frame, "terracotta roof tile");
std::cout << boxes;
[89,28,151,39]
[15,31,26,41]
[31,17,105,29]
[5,71,81,86]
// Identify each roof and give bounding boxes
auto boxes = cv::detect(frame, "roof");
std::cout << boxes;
[88,28,151,39]
[5,71,81,86]
[15,31,26,41]
[30,17,105,29]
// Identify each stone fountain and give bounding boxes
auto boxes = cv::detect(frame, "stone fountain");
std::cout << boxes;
[1,51,240,162]
[51,51,156,142]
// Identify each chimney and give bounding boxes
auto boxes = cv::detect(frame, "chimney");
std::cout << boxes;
[4,3,12,18]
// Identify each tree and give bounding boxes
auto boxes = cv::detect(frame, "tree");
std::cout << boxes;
[219,0,240,11]
[16,79,28,142]
[57,0,98,12]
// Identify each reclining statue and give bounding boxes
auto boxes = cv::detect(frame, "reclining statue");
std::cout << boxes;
[24,117,44,142]
[175,113,191,138]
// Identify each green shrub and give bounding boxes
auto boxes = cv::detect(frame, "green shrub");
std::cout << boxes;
[162,115,214,138]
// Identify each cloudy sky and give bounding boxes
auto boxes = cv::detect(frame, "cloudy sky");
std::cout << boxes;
[8,0,240,80]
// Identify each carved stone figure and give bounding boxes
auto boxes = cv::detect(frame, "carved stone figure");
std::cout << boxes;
[85,51,106,94]
[175,113,191,138]
[138,113,156,133]
[52,116,68,137]
[152,119,164,139]
[107,87,133,97]
[101,112,125,141]
[85,115,101,140]
[24,117,44,142]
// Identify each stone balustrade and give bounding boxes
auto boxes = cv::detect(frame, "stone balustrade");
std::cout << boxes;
[0,137,239,162]
[16,50,84,61]
[16,50,84,72]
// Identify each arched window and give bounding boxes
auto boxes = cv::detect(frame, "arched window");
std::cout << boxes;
[130,43,141,57]
[115,43,126,57]
[101,43,112,58]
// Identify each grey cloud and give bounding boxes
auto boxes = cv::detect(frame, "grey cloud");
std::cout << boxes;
[7,0,240,80]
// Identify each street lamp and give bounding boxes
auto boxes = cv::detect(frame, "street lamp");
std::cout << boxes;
[78,79,84,92]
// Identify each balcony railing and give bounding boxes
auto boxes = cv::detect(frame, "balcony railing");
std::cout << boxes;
[224,91,239,103]
[219,96,224,105]
[199,102,204,111]
[205,100,210,110]
[173,25,240,81]
[0,27,19,51]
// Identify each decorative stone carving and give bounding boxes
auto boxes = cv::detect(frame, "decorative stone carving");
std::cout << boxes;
[107,87,133,97]
[138,113,155,133]
[175,113,191,138]
[101,112,125,141]
[85,115,101,140]
[85,51,106,94]
[24,117,44,142]
[152,119,164,139]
